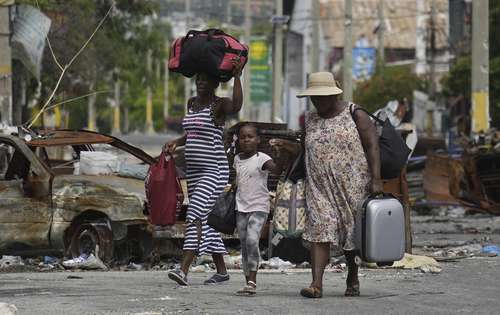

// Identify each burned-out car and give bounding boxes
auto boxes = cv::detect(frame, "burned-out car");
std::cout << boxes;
[0,130,155,263]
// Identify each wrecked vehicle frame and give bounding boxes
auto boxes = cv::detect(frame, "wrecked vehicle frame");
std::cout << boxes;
[0,130,155,263]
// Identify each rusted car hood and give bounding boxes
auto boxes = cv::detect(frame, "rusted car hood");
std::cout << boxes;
[52,175,146,222]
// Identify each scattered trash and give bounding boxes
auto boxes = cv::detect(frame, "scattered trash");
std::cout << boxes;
[364,254,442,274]
[447,206,467,218]
[0,256,24,269]
[62,254,108,270]
[296,262,311,269]
[118,163,149,179]
[195,255,214,266]
[224,255,242,269]
[0,303,17,315]
[43,256,59,265]
[79,151,119,175]
[327,263,347,273]
[481,245,500,257]
[432,244,483,258]
[260,257,294,270]
[125,262,144,271]
[190,264,213,273]
[419,265,442,274]
[37,262,57,272]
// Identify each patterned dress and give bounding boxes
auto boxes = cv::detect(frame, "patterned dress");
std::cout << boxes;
[182,100,229,255]
[302,105,371,255]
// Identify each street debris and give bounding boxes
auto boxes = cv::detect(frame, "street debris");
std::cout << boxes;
[364,254,442,274]
[223,254,242,270]
[432,244,483,259]
[260,257,295,270]
[123,262,144,271]
[0,255,24,269]
[481,245,500,257]
[0,303,17,315]
[118,163,149,180]
[62,254,108,270]
[0,131,154,264]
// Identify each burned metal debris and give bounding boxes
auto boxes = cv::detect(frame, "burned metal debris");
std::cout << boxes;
[0,130,154,265]
[421,130,500,215]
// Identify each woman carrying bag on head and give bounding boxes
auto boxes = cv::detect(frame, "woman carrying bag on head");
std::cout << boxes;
[271,72,382,298]
[164,59,243,286]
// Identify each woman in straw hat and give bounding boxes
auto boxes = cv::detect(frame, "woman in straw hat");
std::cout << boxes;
[270,72,382,298]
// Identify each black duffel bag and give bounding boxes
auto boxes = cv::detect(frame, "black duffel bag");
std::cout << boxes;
[168,29,248,82]
[350,104,411,179]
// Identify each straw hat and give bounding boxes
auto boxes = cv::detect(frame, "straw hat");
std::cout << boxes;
[297,72,343,98]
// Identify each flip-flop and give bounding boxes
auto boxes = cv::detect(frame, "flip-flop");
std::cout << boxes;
[236,281,257,296]
[204,273,230,285]
[345,280,360,297]
[300,287,323,298]
[168,269,188,286]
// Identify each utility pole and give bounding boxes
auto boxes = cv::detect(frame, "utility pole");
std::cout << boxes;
[112,73,121,135]
[88,66,97,131]
[415,0,427,76]
[377,0,385,66]
[343,0,353,102]
[123,82,129,134]
[226,0,232,24]
[428,0,436,99]
[311,0,320,73]
[164,42,169,128]
[0,6,12,125]
[471,0,489,132]
[145,49,155,134]
[184,0,191,115]
[271,0,284,123]
[242,0,251,120]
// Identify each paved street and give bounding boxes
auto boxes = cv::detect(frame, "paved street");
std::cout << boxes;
[1,256,499,315]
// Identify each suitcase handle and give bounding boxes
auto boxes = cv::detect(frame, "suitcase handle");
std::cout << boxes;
[363,193,402,208]
[367,192,396,199]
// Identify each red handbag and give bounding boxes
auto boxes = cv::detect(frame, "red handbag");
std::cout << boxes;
[145,153,183,225]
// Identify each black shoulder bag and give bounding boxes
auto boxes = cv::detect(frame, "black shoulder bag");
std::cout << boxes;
[350,104,411,179]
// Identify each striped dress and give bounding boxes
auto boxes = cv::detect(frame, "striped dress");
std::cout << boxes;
[182,100,229,255]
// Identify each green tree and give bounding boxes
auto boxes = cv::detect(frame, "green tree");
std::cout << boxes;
[440,0,500,127]
[23,0,179,132]
[353,65,425,113]
[441,56,471,98]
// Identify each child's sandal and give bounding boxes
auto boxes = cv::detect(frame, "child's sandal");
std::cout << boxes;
[300,286,323,298]
[236,281,257,296]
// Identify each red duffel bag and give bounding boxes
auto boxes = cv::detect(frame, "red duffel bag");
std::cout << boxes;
[145,152,183,225]
[168,28,248,82]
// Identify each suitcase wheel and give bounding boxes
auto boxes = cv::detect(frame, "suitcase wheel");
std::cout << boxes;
[376,261,394,267]
[354,256,362,266]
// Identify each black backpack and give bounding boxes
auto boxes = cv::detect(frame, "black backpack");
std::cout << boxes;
[350,104,411,179]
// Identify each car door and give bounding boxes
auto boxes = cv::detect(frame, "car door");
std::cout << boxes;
[0,137,53,253]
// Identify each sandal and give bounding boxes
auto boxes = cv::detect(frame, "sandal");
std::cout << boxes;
[300,287,323,298]
[168,269,188,286]
[345,280,360,297]
[236,281,257,296]
[204,273,230,285]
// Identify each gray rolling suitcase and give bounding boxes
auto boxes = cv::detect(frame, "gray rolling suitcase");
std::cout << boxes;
[355,194,405,266]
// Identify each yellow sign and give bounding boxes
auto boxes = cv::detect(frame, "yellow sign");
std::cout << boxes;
[472,91,490,132]
[250,40,267,62]
[0,65,11,75]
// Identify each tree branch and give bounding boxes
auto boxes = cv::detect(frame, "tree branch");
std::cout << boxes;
[27,2,115,128]
[35,0,63,72]
[44,90,112,111]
